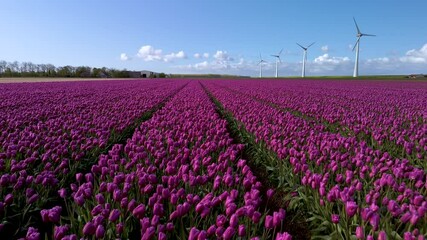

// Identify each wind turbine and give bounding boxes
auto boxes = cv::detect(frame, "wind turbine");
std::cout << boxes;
[271,49,283,78]
[352,17,375,77]
[257,54,267,78]
[296,42,315,78]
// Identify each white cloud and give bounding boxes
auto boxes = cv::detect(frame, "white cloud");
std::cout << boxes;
[366,57,390,63]
[361,57,396,72]
[179,50,236,72]
[164,51,187,62]
[321,45,329,53]
[194,61,209,70]
[305,54,353,74]
[137,45,163,61]
[400,43,427,63]
[176,55,268,75]
[181,61,218,71]
[213,50,234,61]
[120,53,130,61]
[361,43,427,74]
[314,54,350,64]
[136,45,186,62]
[194,52,209,59]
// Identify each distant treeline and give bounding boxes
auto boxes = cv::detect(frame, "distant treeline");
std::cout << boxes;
[0,60,136,78]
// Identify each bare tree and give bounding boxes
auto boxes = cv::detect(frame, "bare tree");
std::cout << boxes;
[0,60,7,74]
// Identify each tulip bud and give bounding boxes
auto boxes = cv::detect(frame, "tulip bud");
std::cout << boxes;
[83,222,96,235]
[266,189,275,199]
[378,231,387,240]
[273,212,283,227]
[95,225,105,238]
[128,199,137,211]
[403,232,413,240]
[132,204,146,219]
[116,223,124,234]
[189,227,200,240]
[230,214,238,228]
[26,227,40,240]
[369,213,379,231]
[153,203,164,216]
[109,209,121,222]
[265,215,273,229]
[331,214,340,224]
[76,173,84,183]
[40,209,49,222]
[48,206,62,223]
[142,226,155,240]
[410,213,419,225]
[355,226,364,239]
[54,225,69,240]
[276,232,292,240]
[252,211,261,223]
[345,201,358,217]
[238,225,246,237]
[207,225,216,236]
[4,194,13,205]
[58,188,67,198]
[158,232,167,240]
[216,227,225,238]
[151,215,160,226]
[166,222,174,232]
[223,226,235,240]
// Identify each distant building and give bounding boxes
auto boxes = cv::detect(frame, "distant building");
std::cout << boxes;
[407,74,425,79]
[127,71,162,78]
[98,72,109,78]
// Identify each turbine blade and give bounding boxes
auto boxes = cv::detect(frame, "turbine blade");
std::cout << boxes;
[362,33,376,37]
[296,43,305,49]
[352,37,360,52]
[353,17,361,34]
[278,56,282,63]
[307,42,315,49]
[278,48,283,55]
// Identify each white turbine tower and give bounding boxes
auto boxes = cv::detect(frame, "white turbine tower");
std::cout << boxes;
[271,49,283,78]
[257,54,267,78]
[296,42,315,78]
[352,17,375,77]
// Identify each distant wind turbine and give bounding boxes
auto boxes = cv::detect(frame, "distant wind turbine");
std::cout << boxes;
[271,49,283,78]
[257,54,267,78]
[352,17,375,77]
[296,42,315,78]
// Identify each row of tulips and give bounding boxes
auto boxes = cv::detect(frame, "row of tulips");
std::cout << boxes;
[203,81,426,239]
[44,82,291,239]
[216,80,427,162]
[0,80,185,237]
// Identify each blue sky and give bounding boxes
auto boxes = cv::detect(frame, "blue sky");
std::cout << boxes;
[1,0,426,76]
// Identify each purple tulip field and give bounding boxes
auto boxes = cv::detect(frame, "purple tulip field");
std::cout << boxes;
[0,79,426,239]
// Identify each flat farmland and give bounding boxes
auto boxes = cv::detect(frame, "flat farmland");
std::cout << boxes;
[0,79,426,239]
